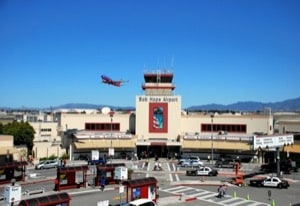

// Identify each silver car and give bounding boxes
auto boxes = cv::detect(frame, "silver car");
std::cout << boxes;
[181,160,204,167]
[35,160,58,170]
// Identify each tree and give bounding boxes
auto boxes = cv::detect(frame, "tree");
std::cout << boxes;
[0,123,3,134]
[2,121,35,154]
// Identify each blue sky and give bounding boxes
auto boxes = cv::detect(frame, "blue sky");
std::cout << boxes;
[1,0,300,109]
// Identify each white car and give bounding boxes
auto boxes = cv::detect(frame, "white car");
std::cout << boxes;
[35,160,59,170]
[178,156,200,165]
[186,166,218,176]
[181,160,204,167]
[128,198,156,206]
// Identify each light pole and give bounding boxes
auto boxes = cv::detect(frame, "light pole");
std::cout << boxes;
[210,114,214,163]
[109,111,114,162]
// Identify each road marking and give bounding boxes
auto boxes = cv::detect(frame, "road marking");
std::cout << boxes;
[192,191,211,196]
[161,185,269,206]
[200,193,218,199]
[162,186,186,192]
[171,187,194,193]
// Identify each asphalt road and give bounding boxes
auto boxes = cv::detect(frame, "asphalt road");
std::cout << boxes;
[1,159,299,206]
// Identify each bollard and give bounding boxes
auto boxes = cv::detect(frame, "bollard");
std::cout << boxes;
[179,193,183,201]
[233,191,237,198]
[246,194,250,200]
[271,199,276,206]
[201,176,204,182]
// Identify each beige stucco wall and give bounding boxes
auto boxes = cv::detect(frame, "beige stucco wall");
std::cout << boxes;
[0,135,13,147]
[0,135,27,161]
[135,95,182,140]
[58,112,132,133]
[29,121,60,142]
[181,113,273,136]
[33,142,66,159]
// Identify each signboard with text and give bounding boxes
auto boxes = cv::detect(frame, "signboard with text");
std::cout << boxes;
[253,134,294,150]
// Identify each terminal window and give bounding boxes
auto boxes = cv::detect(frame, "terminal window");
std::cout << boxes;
[201,124,246,133]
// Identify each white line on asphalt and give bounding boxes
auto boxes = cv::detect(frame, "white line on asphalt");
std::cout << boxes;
[162,186,186,192]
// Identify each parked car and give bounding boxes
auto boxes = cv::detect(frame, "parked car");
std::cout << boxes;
[87,157,107,165]
[260,161,292,174]
[75,155,89,161]
[35,160,59,170]
[181,160,204,168]
[215,159,236,168]
[178,156,201,165]
[186,166,218,176]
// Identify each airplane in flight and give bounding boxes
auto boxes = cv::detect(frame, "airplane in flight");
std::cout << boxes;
[101,75,128,87]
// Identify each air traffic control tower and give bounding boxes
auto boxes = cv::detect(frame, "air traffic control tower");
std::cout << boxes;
[135,70,182,157]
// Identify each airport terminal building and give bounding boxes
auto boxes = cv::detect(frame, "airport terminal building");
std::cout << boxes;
[58,71,294,163]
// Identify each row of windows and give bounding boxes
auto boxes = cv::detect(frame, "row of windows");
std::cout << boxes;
[201,124,247,133]
[41,128,52,132]
[85,123,120,131]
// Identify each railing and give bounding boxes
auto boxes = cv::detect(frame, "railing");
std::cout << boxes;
[183,134,253,142]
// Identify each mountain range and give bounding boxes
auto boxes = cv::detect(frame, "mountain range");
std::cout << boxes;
[1,97,300,112]
[187,97,300,112]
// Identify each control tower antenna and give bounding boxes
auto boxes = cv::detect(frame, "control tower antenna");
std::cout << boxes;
[171,55,175,69]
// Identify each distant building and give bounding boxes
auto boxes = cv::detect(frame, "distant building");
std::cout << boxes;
[1,71,299,163]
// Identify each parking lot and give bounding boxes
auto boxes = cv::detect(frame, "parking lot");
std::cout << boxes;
[1,158,299,206]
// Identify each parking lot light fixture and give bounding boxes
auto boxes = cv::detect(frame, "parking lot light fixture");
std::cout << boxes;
[211,113,214,163]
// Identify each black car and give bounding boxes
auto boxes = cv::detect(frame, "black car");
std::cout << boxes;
[260,161,292,174]
[215,159,236,168]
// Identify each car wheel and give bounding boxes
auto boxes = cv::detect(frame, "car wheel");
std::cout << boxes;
[40,166,44,170]
[209,173,213,176]
[278,184,282,189]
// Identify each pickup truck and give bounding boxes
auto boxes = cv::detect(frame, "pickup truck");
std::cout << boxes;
[87,157,106,165]
[186,166,218,176]
[249,176,289,189]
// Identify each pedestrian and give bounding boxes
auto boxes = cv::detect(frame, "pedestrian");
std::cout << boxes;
[222,184,227,196]
[100,176,106,191]
[217,185,224,198]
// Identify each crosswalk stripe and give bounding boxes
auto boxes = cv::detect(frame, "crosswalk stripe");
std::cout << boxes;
[200,193,218,199]
[162,186,186,192]
[169,173,173,182]
[171,187,195,193]
[161,185,270,206]
[192,191,211,196]
[245,202,269,206]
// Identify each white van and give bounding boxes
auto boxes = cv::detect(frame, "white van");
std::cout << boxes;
[128,198,156,206]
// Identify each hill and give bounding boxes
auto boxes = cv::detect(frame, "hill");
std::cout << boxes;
[1,97,300,112]
[187,97,300,112]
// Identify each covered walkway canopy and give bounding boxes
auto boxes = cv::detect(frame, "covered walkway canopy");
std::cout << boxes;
[283,143,300,154]
[74,139,135,149]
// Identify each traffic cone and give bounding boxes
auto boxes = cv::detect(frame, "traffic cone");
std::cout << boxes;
[233,191,237,198]
[271,199,276,206]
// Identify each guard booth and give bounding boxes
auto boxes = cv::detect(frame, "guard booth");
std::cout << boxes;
[18,192,71,206]
[55,165,89,191]
[0,161,27,185]
[95,163,126,186]
[122,177,158,203]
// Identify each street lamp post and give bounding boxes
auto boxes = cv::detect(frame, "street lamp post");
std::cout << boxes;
[211,114,214,163]
[109,111,114,162]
